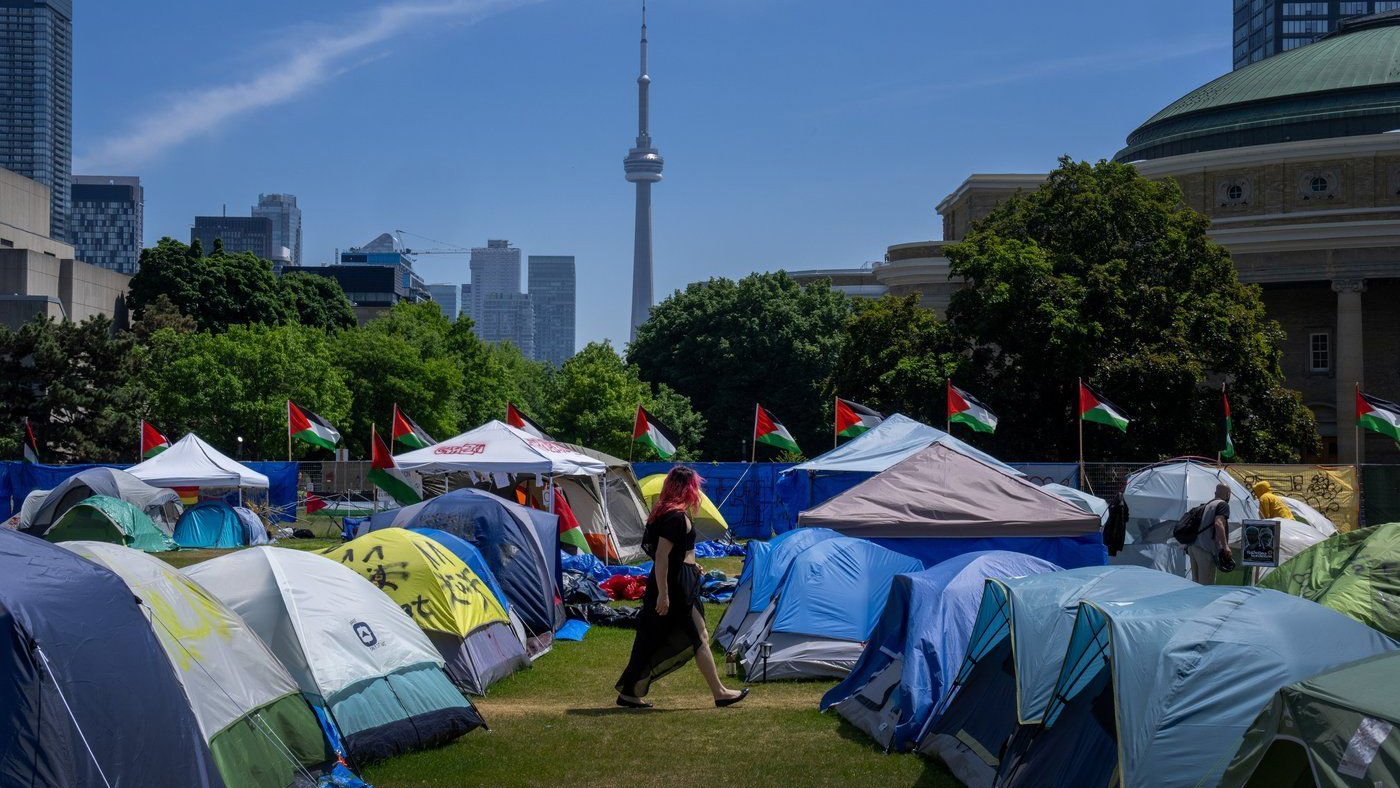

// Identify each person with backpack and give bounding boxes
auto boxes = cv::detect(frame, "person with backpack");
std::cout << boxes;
[1187,483,1234,584]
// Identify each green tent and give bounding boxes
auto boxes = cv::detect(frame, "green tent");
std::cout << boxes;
[45,495,178,552]
[1260,522,1400,639]
[1221,651,1400,788]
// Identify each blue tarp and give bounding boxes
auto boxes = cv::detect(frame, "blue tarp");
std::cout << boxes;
[822,551,1061,751]
[770,537,924,642]
[0,528,225,786]
[870,534,1107,572]
[633,461,793,539]
[173,501,247,549]
[411,527,513,613]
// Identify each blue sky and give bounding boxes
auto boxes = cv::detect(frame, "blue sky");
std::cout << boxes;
[74,0,1230,350]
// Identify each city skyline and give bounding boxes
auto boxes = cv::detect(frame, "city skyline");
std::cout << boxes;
[73,0,1232,349]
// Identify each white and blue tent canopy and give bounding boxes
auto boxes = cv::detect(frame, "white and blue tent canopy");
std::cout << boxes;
[996,585,1399,788]
[785,413,1020,476]
[1040,483,1108,524]
[821,551,1060,753]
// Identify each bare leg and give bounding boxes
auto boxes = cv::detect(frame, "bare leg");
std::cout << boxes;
[693,608,742,701]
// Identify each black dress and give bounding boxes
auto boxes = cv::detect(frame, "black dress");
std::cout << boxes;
[615,510,703,698]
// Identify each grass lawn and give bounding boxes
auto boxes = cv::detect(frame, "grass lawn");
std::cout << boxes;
[168,550,957,788]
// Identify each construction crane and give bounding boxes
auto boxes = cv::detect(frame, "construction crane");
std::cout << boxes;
[393,229,473,256]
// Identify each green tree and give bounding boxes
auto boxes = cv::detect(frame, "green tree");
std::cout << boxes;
[0,315,148,462]
[487,341,555,424]
[630,272,849,459]
[128,238,290,331]
[277,271,357,331]
[141,323,352,459]
[944,157,1317,461]
[830,294,960,427]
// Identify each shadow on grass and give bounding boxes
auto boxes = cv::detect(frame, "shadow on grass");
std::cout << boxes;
[564,706,683,717]
[832,712,959,788]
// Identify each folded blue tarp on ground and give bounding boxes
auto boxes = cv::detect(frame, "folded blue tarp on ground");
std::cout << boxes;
[556,619,591,641]
[695,540,745,558]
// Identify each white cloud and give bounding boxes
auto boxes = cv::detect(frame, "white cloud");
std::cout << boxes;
[76,0,540,171]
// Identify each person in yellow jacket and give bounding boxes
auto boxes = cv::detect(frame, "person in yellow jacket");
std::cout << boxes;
[1251,480,1295,520]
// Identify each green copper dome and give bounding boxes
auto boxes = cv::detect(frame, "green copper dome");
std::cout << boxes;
[1116,13,1400,162]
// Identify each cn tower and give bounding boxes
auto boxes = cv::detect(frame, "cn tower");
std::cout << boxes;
[624,1,663,342]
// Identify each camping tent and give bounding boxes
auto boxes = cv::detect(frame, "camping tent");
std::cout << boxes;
[21,466,182,535]
[714,527,842,651]
[233,505,271,545]
[174,501,247,549]
[1280,495,1338,533]
[1221,651,1400,788]
[1041,483,1109,525]
[62,542,330,788]
[821,551,1060,752]
[184,547,486,764]
[365,489,562,650]
[325,530,529,694]
[995,586,1398,788]
[638,472,729,540]
[44,495,178,552]
[411,528,512,612]
[729,536,923,681]
[0,529,225,786]
[560,443,649,561]
[922,566,1194,788]
[394,420,607,477]
[1260,522,1400,639]
[776,414,1022,531]
[1115,459,1258,577]
[129,433,269,489]
[798,443,1105,569]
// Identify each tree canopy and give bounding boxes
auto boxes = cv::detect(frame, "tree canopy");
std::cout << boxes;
[830,294,960,427]
[943,157,1317,462]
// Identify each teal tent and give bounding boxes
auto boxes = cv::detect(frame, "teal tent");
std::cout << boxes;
[174,502,247,549]
[44,495,178,552]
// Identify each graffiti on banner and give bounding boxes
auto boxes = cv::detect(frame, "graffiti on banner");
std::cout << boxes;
[1227,464,1358,533]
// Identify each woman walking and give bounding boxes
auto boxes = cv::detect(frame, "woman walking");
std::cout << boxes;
[616,466,748,709]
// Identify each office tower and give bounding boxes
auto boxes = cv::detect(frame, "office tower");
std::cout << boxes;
[428,283,461,321]
[624,2,663,341]
[528,255,576,367]
[252,193,302,267]
[477,292,534,358]
[69,176,143,275]
[0,0,73,240]
[460,283,473,322]
[191,216,275,261]
[1233,1,1397,68]
[468,239,521,319]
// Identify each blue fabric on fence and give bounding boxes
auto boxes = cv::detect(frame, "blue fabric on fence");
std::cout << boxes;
[868,532,1107,571]
[694,540,744,558]
[633,462,795,540]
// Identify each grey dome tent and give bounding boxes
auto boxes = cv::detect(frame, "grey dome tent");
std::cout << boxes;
[21,466,182,536]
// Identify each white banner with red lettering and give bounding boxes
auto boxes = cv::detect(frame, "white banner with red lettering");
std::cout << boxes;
[394,420,607,477]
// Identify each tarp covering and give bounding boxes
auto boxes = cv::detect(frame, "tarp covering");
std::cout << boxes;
[799,443,1101,538]
[998,585,1399,788]
[174,501,248,549]
[786,413,1021,475]
[395,420,606,476]
[1227,464,1359,533]
[1260,522,1400,639]
[45,494,179,552]
[129,433,270,488]
[62,541,329,788]
[638,472,729,539]
[21,465,181,535]
[634,461,794,539]
[1221,651,1400,788]
[0,529,225,787]
[822,551,1061,752]
[1040,483,1108,523]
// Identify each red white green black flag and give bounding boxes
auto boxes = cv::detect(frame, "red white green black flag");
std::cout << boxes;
[633,406,678,459]
[21,419,37,464]
[1357,388,1400,443]
[1221,387,1236,460]
[1079,382,1130,433]
[288,401,341,451]
[391,405,436,450]
[947,383,998,434]
[506,403,551,440]
[141,421,171,459]
[754,404,800,454]
[369,425,421,506]
[835,398,883,439]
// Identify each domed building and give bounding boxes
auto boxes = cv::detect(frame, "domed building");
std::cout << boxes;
[792,11,1400,462]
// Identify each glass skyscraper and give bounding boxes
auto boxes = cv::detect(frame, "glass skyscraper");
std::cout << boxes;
[0,0,73,241]
[1233,0,1399,68]
[252,193,302,267]
[528,255,576,367]
[70,176,143,274]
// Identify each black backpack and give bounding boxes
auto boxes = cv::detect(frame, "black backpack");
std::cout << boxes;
[1172,503,1211,545]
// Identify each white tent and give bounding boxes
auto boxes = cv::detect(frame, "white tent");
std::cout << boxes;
[1115,459,1259,578]
[394,420,607,477]
[129,433,269,488]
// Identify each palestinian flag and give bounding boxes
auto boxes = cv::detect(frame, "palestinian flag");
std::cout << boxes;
[369,426,421,506]
[304,492,328,515]
[755,404,800,453]
[1220,388,1236,460]
[1079,382,1130,433]
[391,405,435,450]
[141,421,171,459]
[506,403,551,439]
[947,384,998,434]
[21,420,37,464]
[552,486,591,554]
[1357,388,1400,443]
[288,401,341,451]
[835,398,883,438]
[633,406,678,459]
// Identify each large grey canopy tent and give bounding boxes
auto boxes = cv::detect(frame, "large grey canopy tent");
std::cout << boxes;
[21,466,182,536]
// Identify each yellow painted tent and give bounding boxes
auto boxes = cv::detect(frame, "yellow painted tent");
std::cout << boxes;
[639,473,730,541]
[326,529,529,694]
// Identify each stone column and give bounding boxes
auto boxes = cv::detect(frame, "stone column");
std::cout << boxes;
[1333,278,1366,463]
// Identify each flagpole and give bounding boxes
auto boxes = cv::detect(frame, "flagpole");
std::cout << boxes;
[833,397,838,451]
[630,404,637,463]
[1217,383,1224,467]
[370,425,379,514]
[1355,382,1362,467]
[286,401,292,462]
[946,382,952,434]
[751,405,758,464]
[1077,378,1085,491]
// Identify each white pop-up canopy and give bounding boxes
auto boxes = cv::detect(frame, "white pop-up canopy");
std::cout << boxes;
[395,420,607,477]
[128,433,269,488]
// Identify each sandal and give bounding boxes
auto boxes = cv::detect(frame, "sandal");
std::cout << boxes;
[616,695,653,709]
[715,688,749,708]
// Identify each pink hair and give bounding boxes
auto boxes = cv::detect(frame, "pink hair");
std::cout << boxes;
[649,466,704,523]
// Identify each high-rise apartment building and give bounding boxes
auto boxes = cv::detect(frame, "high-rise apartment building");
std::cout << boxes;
[476,292,534,358]
[191,216,275,261]
[0,0,73,241]
[252,193,302,268]
[1233,0,1398,68]
[428,283,461,321]
[460,284,472,322]
[69,176,143,275]
[468,240,521,320]
[528,255,576,367]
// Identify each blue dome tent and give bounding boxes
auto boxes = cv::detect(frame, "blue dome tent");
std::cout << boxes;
[713,527,841,651]
[174,501,247,549]
[410,527,513,614]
